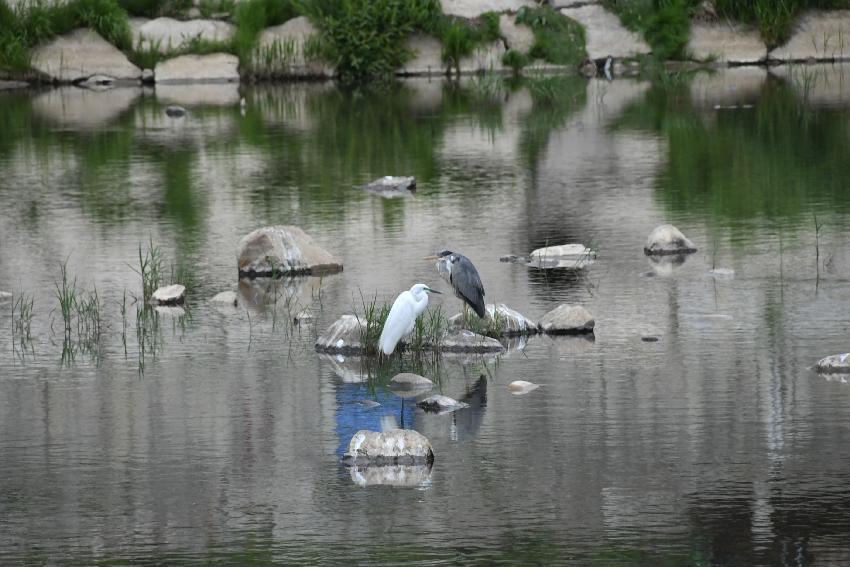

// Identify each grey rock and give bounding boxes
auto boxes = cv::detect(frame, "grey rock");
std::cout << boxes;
[356,399,381,408]
[165,105,187,118]
[251,16,332,78]
[130,17,235,53]
[770,11,850,62]
[644,224,697,255]
[363,176,416,194]
[390,373,434,390]
[439,329,506,353]
[237,225,343,277]
[154,53,239,83]
[31,29,142,83]
[448,303,538,336]
[349,463,432,487]
[459,40,507,74]
[561,5,651,60]
[688,21,767,64]
[0,291,12,300]
[150,284,186,305]
[399,35,445,76]
[417,394,469,413]
[315,315,366,355]
[816,353,850,374]
[539,304,595,335]
[499,13,536,54]
[508,380,540,395]
[441,0,533,18]
[342,429,434,465]
[209,291,238,306]
[529,243,596,269]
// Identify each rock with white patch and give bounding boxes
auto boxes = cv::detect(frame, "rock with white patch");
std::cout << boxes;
[644,224,697,256]
[769,11,850,62]
[314,315,366,355]
[688,21,767,64]
[363,176,416,196]
[417,395,469,413]
[150,284,186,305]
[0,291,12,300]
[390,373,434,391]
[529,243,596,269]
[399,35,445,75]
[816,353,850,374]
[342,429,434,465]
[440,0,534,18]
[539,304,595,335]
[508,380,540,395]
[31,29,142,83]
[237,225,343,277]
[499,13,536,54]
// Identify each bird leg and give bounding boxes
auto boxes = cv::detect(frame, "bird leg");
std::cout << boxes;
[463,303,469,326]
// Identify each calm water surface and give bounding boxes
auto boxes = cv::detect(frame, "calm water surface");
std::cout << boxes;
[3,66,850,565]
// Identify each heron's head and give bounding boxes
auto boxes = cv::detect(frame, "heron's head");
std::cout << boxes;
[423,250,455,262]
[410,283,442,297]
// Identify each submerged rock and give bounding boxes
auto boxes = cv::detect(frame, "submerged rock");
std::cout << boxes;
[165,105,187,118]
[417,395,469,413]
[448,303,538,336]
[314,315,366,355]
[0,291,12,300]
[150,284,186,305]
[816,353,850,374]
[508,380,540,395]
[644,224,697,256]
[539,304,595,335]
[31,29,142,83]
[209,291,238,306]
[356,399,381,409]
[342,429,434,465]
[349,463,432,487]
[528,243,596,269]
[363,176,416,195]
[237,225,343,277]
[390,373,434,391]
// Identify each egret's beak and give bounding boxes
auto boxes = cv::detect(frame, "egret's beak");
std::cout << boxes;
[426,288,442,294]
[423,255,438,261]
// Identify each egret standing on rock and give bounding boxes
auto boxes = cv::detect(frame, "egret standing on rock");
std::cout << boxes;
[425,250,486,318]
[378,284,442,355]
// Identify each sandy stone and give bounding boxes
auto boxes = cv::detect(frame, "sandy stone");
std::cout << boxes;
[31,29,141,83]
[155,53,239,83]
[770,11,850,62]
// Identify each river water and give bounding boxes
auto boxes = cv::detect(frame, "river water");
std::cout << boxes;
[2,65,850,565]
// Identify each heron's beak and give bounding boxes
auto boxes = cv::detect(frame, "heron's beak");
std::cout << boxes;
[423,255,438,261]
[426,288,442,294]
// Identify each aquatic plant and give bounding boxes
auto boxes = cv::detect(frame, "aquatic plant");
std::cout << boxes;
[12,292,35,344]
[134,238,164,303]
[455,307,505,339]
[357,293,392,355]
[409,304,446,352]
[54,259,76,337]
[515,5,587,66]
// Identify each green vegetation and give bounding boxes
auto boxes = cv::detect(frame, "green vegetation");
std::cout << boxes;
[603,0,695,60]
[714,0,850,47]
[233,0,301,64]
[515,5,587,66]
[436,12,500,75]
[128,34,234,69]
[455,308,505,338]
[118,0,191,18]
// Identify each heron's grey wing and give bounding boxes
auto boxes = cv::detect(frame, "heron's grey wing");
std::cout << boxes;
[451,255,486,318]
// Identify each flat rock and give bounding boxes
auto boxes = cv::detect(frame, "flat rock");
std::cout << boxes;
[499,13,536,54]
[440,0,534,18]
[439,329,506,353]
[349,464,432,487]
[130,17,235,53]
[363,176,416,195]
[644,224,697,256]
[459,40,507,73]
[561,5,651,60]
[150,284,186,305]
[448,303,538,336]
[417,395,469,413]
[251,16,333,78]
[390,373,434,390]
[0,80,29,90]
[770,11,850,62]
[508,380,540,395]
[399,35,445,76]
[529,243,595,269]
[688,21,767,64]
[237,225,343,277]
[155,53,239,83]
[816,353,850,374]
[209,291,238,306]
[539,304,595,335]
[342,429,434,465]
[0,291,12,300]
[31,29,142,83]
[165,105,187,117]
[314,314,366,355]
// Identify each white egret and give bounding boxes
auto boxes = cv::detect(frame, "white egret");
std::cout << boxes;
[378,283,442,355]
[424,250,486,318]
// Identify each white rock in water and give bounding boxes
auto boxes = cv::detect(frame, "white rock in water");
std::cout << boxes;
[816,353,850,374]
[0,291,12,300]
[399,35,445,76]
[644,224,698,256]
[390,373,434,390]
[561,4,651,60]
[769,11,850,62]
[150,284,185,305]
[439,329,506,353]
[417,395,469,413]
[507,380,540,395]
[539,304,595,335]
[343,429,434,465]
[364,176,416,192]
[529,243,596,269]
[688,21,767,64]
[238,225,343,277]
[31,29,142,83]
[210,291,238,306]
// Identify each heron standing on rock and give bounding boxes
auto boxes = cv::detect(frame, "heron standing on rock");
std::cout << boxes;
[425,250,486,319]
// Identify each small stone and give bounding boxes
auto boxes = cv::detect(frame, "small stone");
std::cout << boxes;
[0,291,12,300]
[150,284,186,305]
[355,400,381,408]
[507,380,540,395]
[210,291,238,306]
[390,373,434,390]
[165,105,186,118]
[539,304,595,335]
[816,353,850,374]
[293,309,314,324]
[342,429,434,465]
[417,395,469,413]
[363,176,416,194]
[641,336,660,343]
[644,224,697,256]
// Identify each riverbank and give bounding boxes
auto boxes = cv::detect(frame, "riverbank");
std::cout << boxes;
[2,0,850,88]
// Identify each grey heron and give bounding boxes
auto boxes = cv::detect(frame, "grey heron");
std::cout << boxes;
[378,284,441,355]
[425,250,486,319]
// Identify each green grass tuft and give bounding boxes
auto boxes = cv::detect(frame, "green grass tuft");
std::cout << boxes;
[515,5,587,66]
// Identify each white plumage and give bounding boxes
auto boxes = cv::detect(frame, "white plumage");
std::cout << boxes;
[378,283,440,355]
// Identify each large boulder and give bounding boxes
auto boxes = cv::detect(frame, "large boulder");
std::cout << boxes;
[314,315,365,355]
[499,13,536,54]
[816,353,850,374]
[688,21,767,65]
[399,35,445,76]
[560,5,651,60]
[448,303,538,336]
[237,225,343,277]
[250,16,333,78]
[539,304,595,335]
[31,29,142,83]
[644,224,697,256]
[130,17,235,53]
[769,11,850,62]
[154,53,239,83]
[342,429,434,465]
